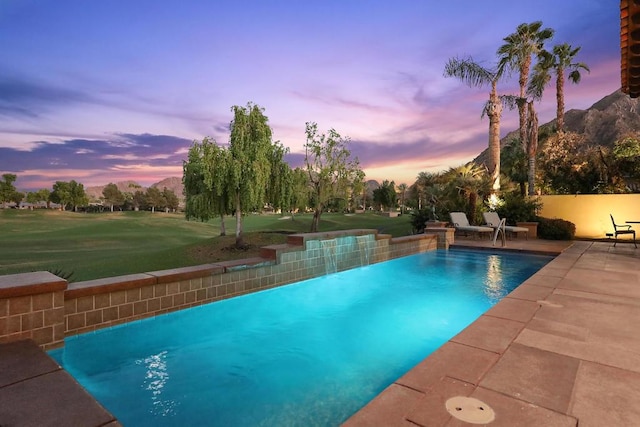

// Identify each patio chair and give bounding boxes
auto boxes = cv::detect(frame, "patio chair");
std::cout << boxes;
[449,212,493,239]
[610,214,637,248]
[483,212,529,240]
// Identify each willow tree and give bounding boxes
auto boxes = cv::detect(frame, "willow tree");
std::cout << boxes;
[183,137,231,235]
[228,103,277,247]
[444,57,510,193]
[304,122,363,232]
[265,141,292,216]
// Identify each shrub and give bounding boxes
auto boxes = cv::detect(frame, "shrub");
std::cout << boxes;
[537,217,576,240]
[495,193,542,225]
[410,209,431,233]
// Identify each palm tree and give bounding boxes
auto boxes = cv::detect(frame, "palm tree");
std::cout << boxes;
[397,183,408,214]
[444,57,510,193]
[498,22,553,148]
[445,163,489,224]
[539,43,590,132]
[498,21,553,195]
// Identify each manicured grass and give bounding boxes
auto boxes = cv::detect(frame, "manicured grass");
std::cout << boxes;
[0,209,412,282]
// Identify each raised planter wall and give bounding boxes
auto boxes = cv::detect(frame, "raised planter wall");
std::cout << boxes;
[0,230,438,349]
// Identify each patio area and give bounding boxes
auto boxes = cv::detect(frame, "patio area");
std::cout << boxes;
[345,237,640,426]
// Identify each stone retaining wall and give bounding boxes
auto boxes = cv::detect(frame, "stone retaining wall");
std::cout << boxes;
[0,229,439,349]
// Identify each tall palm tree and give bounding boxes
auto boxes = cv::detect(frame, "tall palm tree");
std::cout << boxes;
[444,57,509,193]
[497,22,554,152]
[538,43,590,132]
[397,183,408,214]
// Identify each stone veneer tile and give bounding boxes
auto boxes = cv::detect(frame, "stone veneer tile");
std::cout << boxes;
[86,310,102,327]
[44,307,63,327]
[66,313,85,331]
[480,343,580,414]
[148,298,161,312]
[133,301,148,315]
[160,296,172,309]
[111,290,126,305]
[118,303,133,319]
[9,296,31,316]
[32,293,53,311]
[140,286,154,300]
[167,282,180,295]
[54,291,64,308]
[173,293,185,307]
[76,295,94,312]
[179,281,190,293]
[185,291,196,304]
[154,284,167,297]
[102,307,118,322]
[32,311,45,328]
[6,316,21,334]
[126,288,141,303]
[0,300,7,317]
[31,327,54,346]
[94,293,110,309]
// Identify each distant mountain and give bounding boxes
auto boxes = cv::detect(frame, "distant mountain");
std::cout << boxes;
[151,177,183,198]
[85,178,183,203]
[474,89,640,165]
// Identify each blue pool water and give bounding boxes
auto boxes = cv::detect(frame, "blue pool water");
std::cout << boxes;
[50,248,552,426]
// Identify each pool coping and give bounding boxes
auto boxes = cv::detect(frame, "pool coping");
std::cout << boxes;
[344,239,640,426]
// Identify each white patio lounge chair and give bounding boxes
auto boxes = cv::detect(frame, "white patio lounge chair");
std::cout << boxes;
[449,212,493,239]
[483,212,529,240]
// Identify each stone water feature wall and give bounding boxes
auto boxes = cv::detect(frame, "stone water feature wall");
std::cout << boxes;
[0,229,440,349]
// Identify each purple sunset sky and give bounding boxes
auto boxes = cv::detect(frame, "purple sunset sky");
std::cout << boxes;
[0,0,621,191]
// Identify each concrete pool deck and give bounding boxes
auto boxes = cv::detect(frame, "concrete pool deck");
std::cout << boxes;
[1,237,638,426]
[345,238,640,426]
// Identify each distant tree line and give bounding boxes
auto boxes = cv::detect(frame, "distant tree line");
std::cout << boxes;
[0,173,180,213]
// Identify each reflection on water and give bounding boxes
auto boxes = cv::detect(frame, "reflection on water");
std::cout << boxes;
[136,351,179,417]
[484,255,505,301]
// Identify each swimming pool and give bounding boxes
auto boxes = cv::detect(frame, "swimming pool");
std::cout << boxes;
[50,248,552,426]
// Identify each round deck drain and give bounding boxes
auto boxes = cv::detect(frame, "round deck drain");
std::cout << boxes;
[445,396,495,424]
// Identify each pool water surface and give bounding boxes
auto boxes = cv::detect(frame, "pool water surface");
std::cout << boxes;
[50,248,552,426]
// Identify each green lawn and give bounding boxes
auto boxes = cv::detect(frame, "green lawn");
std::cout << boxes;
[0,209,412,282]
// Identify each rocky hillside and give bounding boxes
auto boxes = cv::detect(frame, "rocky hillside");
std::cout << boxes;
[474,89,640,165]
[86,179,183,203]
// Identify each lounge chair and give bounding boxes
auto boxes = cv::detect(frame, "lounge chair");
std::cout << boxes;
[483,212,529,240]
[449,212,493,239]
[610,214,637,248]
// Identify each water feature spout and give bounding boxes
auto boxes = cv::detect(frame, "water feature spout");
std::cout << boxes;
[320,239,337,274]
[355,235,373,266]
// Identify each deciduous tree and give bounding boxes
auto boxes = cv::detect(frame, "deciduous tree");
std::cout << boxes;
[304,122,364,232]
[102,183,125,212]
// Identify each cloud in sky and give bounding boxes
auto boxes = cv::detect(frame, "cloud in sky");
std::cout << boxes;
[0,0,623,190]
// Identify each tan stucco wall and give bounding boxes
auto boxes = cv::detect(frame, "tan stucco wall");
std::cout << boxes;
[539,194,640,238]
